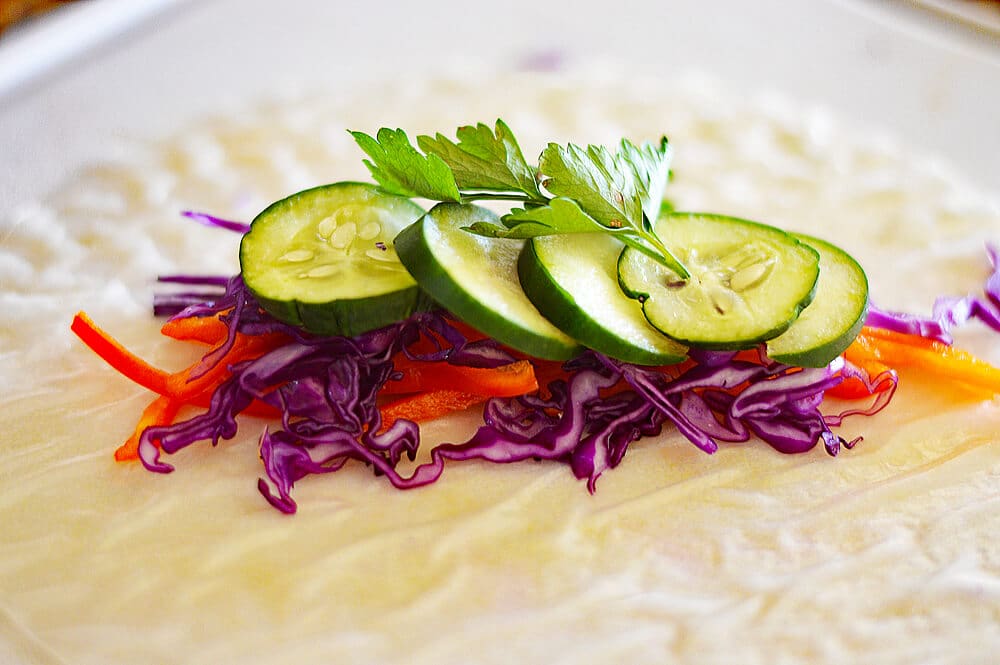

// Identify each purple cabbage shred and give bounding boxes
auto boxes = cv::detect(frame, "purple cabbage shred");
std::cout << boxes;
[865,242,1000,343]
[181,210,252,234]
[134,214,1000,514]
[137,277,896,514]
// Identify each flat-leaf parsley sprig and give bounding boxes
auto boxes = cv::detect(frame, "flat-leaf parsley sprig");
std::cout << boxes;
[350,120,690,278]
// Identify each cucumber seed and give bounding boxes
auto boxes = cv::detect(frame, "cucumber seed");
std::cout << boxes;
[279,249,315,263]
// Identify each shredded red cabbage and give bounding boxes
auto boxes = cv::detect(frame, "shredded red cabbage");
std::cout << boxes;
[181,210,252,234]
[135,275,895,513]
[154,275,231,317]
[866,243,1000,343]
[256,340,894,512]
[129,211,913,514]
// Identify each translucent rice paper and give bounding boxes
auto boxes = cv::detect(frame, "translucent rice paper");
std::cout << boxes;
[2,70,999,664]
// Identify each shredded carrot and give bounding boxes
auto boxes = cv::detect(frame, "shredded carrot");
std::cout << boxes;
[115,394,183,461]
[385,358,538,397]
[73,311,291,462]
[71,312,173,395]
[116,391,282,461]
[163,332,287,401]
[160,312,230,345]
[73,310,287,402]
[379,390,485,431]
[75,309,516,464]
[824,334,897,399]
[828,326,1000,399]
[855,325,941,350]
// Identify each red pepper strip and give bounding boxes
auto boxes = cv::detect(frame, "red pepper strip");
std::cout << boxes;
[530,357,571,384]
[160,312,230,345]
[72,312,173,395]
[384,358,538,397]
[379,390,485,431]
[115,394,183,461]
[515,358,572,399]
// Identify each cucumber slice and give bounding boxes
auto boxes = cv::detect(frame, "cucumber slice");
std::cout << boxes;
[766,234,869,367]
[239,182,427,337]
[618,212,820,349]
[394,202,581,361]
[519,234,687,365]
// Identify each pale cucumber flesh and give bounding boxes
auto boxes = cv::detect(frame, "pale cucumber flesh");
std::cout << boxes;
[393,203,581,361]
[519,233,687,365]
[618,212,820,349]
[239,182,427,337]
[766,233,869,367]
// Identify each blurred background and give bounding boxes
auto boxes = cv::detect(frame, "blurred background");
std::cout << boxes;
[1,0,998,211]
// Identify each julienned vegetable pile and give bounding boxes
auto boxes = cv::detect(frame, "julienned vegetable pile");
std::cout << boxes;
[72,121,1000,514]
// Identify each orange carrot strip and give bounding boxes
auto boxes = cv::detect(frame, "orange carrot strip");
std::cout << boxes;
[385,358,538,397]
[854,330,1000,395]
[186,391,280,418]
[76,312,292,464]
[73,311,287,401]
[115,394,182,461]
[379,390,485,431]
[117,385,281,463]
[163,333,287,401]
[160,312,230,345]
[858,325,940,350]
[446,319,490,343]
[826,338,895,399]
[72,312,172,395]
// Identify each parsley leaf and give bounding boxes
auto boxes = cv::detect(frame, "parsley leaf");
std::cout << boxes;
[619,136,673,226]
[538,142,640,230]
[351,121,687,276]
[473,197,686,276]
[538,137,672,231]
[350,128,461,202]
[417,120,542,198]
[538,137,687,276]
[464,198,605,238]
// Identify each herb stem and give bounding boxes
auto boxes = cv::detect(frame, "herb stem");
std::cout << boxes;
[639,231,691,279]
[460,193,544,204]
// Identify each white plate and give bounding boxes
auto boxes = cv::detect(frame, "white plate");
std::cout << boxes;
[0,0,189,101]
[1,0,998,215]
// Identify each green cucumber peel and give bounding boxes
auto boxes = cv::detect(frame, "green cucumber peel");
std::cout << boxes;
[617,212,821,350]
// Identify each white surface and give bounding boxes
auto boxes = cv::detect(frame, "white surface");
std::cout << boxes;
[1,0,999,220]
[2,3,1000,663]
[4,66,1000,665]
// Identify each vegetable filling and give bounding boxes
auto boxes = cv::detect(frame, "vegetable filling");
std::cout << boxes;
[69,121,1000,514]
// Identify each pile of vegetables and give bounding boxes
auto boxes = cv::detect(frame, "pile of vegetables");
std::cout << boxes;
[72,121,1000,513]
